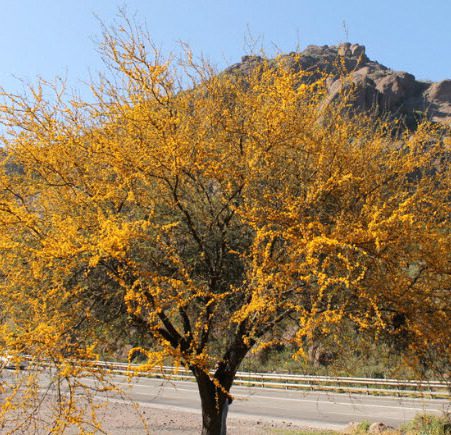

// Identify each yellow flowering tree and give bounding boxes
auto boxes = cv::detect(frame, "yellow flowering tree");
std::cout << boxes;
[0,20,449,435]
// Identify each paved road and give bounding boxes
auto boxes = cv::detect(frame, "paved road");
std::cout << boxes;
[3,370,448,430]
[81,374,450,429]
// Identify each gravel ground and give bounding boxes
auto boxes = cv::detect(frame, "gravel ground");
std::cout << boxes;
[1,398,327,434]
[94,400,317,434]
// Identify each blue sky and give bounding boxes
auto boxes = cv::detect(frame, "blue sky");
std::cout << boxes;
[1,0,450,96]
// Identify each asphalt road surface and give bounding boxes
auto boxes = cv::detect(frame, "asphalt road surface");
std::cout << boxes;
[81,374,450,429]
[2,370,449,430]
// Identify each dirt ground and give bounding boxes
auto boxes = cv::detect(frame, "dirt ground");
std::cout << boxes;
[94,400,320,434]
[1,398,328,434]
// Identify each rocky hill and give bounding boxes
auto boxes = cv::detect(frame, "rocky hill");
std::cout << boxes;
[225,43,451,128]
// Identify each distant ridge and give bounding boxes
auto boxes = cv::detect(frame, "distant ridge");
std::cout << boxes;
[225,43,451,128]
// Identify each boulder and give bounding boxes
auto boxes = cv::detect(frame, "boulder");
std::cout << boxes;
[351,43,366,58]
[423,80,451,124]
[338,42,352,57]
[368,422,395,433]
[327,73,380,112]
[240,55,263,64]
[375,72,419,110]
[425,79,451,103]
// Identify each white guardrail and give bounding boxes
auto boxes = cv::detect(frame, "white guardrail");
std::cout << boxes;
[91,361,450,399]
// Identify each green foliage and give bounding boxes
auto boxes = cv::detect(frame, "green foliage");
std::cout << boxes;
[356,420,371,433]
[240,328,424,379]
[400,413,450,435]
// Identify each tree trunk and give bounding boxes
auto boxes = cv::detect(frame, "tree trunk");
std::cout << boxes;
[193,323,253,434]
[194,368,233,435]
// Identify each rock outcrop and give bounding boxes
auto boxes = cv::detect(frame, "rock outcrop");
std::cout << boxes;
[225,43,451,127]
[368,422,396,433]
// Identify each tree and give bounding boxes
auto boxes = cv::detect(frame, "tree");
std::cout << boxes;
[0,19,449,434]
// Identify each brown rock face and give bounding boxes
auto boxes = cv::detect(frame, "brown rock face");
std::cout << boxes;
[226,43,450,127]
[423,80,451,123]
[375,72,418,109]
[426,80,451,102]
[326,72,379,112]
